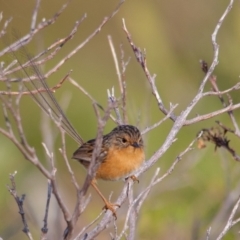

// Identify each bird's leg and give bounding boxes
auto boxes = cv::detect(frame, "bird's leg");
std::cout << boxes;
[91,180,120,219]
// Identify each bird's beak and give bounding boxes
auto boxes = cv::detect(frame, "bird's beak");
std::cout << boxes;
[131,142,140,148]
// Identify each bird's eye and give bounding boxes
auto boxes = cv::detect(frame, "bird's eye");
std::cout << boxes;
[121,138,127,143]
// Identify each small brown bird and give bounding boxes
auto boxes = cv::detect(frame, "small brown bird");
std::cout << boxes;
[72,124,145,217]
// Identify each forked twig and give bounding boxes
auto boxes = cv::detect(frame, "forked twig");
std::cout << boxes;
[216,195,240,240]
[7,172,33,240]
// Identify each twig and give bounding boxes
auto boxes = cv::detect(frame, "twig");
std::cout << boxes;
[202,82,240,97]
[108,35,121,92]
[127,181,136,240]
[7,172,34,240]
[0,16,12,38]
[59,129,80,191]
[206,227,211,240]
[216,120,239,137]
[117,168,160,240]
[2,16,84,81]
[108,35,125,125]
[216,194,240,240]
[122,18,176,121]
[0,0,73,57]
[45,0,125,84]
[10,43,84,145]
[200,59,240,135]
[69,77,118,123]
[141,104,178,135]
[0,70,71,95]
[42,143,71,223]
[31,0,41,31]
[107,87,122,124]
[65,99,115,240]
[184,103,240,126]
[41,180,52,237]
[119,44,129,124]
[81,99,115,196]
[74,211,104,240]
[0,89,52,179]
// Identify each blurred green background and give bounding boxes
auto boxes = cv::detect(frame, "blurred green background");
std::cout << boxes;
[0,0,240,239]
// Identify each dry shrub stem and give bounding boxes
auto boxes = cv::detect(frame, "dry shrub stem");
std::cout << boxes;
[7,172,34,240]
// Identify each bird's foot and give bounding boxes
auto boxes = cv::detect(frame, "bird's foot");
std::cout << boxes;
[102,201,120,219]
[126,175,139,183]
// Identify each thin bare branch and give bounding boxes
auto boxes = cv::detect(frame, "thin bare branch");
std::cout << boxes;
[41,180,52,238]
[42,142,70,223]
[45,0,125,84]
[107,87,122,124]
[0,92,52,179]
[0,70,71,95]
[31,0,41,31]
[69,77,118,124]
[202,82,240,97]
[0,16,12,38]
[7,172,34,240]
[108,35,125,124]
[216,194,240,240]
[0,0,73,57]
[74,211,104,240]
[119,44,129,124]
[206,227,211,240]
[59,128,80,191]
[2,16,85,81]
[200,59,240,135]
[122,18,176,121]
[184,103,240,126]
[141,104,178,135]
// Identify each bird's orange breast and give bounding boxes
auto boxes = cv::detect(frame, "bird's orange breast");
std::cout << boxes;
[95,146,145,181]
